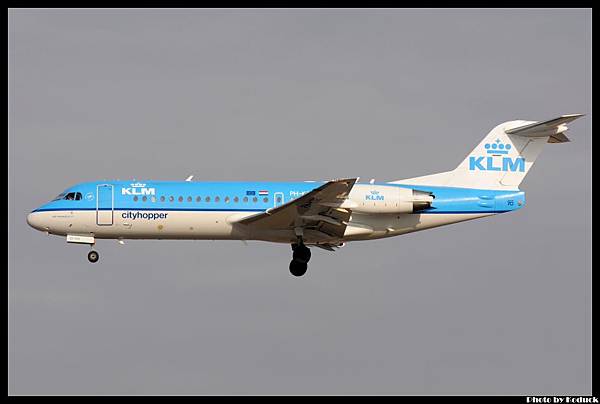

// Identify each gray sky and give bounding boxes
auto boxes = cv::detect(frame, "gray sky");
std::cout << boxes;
[9,9,591,395]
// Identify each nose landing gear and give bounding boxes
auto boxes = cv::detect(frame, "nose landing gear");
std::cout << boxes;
[289,242,311,277]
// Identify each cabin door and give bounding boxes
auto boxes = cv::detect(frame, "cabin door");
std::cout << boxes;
[96,184,114,225]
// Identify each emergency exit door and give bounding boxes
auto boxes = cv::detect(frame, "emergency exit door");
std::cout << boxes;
[274,192,284,208]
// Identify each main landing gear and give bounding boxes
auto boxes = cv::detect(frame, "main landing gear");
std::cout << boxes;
[289,242,311,277]
[87,250,99,263]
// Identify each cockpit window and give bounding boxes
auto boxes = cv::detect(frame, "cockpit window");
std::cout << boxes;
[63,192,82,201]
[52,193,66,201]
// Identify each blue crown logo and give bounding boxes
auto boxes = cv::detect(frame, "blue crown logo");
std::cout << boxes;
[484,139,512,155]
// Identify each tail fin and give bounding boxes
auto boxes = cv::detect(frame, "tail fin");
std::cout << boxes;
[393,114,584,190]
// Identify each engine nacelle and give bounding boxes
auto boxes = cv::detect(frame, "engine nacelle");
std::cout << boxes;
[345,185,434,214]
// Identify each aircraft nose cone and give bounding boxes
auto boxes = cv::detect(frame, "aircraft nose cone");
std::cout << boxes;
[26,212,46,231]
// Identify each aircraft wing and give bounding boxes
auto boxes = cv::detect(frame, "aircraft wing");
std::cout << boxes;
[505,114,584,143]
[236,178,358,241]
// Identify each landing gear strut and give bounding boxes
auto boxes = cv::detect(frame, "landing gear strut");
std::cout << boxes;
[289,241,311,277]
[87,250,99,263]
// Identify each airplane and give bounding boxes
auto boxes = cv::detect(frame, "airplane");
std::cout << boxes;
[27,114,584,277]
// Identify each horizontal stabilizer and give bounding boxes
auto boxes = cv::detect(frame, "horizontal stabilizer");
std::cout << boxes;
[505,114,584,143]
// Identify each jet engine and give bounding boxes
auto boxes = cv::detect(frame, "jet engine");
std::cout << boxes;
[344,185,434,214]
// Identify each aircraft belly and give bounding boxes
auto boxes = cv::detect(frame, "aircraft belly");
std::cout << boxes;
[111,211,247,239]
[342,213,494,241]
[37,210,494,243]
[40,210,248,240]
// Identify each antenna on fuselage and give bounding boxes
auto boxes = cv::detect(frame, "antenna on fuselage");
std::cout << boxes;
[185,175,194,182]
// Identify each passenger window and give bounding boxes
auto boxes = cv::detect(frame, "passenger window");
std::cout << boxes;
[224,196,230,203]
[196,196,201,202]
[252,197,258,203]
[187,196,192,202]
[178,196,183,202]
[215,196,220,202]
[276,196,282,203]
[160,196,165,202]
[205,196,210,203]
[263,197,268,203]
[142,196,147,202]
[133,196,138,202]
[234,196,239,203]
[169,196,174,202]
[151,196,156,203]
[243,196,248,203]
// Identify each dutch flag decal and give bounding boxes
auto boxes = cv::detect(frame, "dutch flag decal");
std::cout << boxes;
[258,190,269,196]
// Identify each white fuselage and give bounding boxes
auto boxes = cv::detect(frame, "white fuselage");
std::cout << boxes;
[28,207,492,243]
